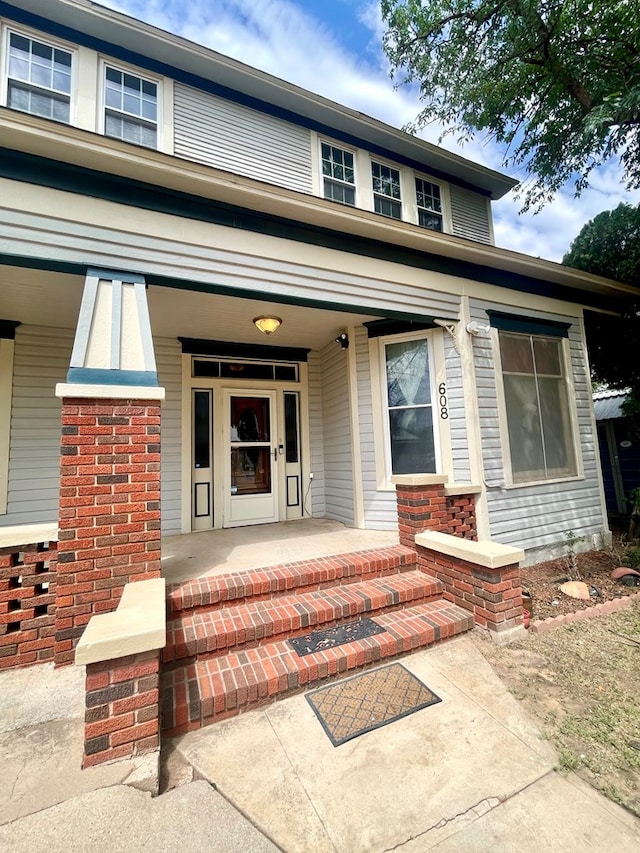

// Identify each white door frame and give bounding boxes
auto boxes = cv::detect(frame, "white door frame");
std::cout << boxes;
[181,356,310,532]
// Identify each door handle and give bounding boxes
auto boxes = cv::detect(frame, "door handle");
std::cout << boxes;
[273,448,278,461]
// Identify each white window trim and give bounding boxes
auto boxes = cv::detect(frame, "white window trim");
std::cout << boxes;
[412,171,452,234]
[371,329,448,489]
[1,24,77,124]
[317,137,358,207]
[492,327,584,488]
[0,337,15,515]
[98,57,163,151]
[370,157,403,220]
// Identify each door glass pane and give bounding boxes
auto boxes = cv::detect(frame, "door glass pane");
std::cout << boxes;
[284,393,299,463]
[231,447,271,495]
[231,397,270,442]
[193,391,210,469]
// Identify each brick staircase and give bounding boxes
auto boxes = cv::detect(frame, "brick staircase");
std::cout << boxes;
[161,544,474,735]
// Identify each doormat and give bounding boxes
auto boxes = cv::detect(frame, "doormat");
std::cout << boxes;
[306,663,441,746]
[288,618,386,657]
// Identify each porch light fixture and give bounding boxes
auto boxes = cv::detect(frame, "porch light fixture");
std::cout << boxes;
[253,315,282,335]
[335,332,349,349]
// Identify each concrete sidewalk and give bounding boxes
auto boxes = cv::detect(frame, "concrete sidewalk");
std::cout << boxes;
[1,635,639,852]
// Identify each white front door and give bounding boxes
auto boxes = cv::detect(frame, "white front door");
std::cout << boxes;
[223,390,279,526]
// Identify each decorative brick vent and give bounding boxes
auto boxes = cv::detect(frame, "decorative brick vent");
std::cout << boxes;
[444,494,477,540]
[0,541,58,669]
[394,477,478,547]
[83,650,160,768]
[55,398,162,665]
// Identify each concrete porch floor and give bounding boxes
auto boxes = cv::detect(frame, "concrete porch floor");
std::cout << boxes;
[161,518,400,584]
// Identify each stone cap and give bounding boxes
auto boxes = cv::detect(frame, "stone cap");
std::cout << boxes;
[75,578,166,666]
[391,474,448,487]
[56,383,165,400]
[415,530,524,569]
[444,483,482,496]
[0,522,58,550]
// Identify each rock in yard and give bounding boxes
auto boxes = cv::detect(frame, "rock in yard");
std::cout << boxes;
[559,580,591,600]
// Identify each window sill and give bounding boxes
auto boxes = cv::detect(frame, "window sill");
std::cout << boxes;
[503,474,584,490]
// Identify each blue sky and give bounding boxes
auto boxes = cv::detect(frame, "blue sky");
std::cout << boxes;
[103,0,640,262]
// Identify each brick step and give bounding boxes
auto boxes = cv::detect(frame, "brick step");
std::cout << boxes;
[162,599,474,736]
[163,570,442,663]
[166,545,417,615]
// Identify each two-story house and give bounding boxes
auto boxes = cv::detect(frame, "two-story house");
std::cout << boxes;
[1,0,638,674]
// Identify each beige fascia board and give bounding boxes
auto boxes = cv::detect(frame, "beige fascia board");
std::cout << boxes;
[415,530,525,569]
[2,110,638,303]
[443,483,482,496]
[75,577,166,666]
[55,382,166,400]
[391,474,448,487]
[0,522,59,549]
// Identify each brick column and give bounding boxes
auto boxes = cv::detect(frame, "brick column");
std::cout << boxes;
[83,650,160,773]
[54,398,162,665]
[393,475,449,549]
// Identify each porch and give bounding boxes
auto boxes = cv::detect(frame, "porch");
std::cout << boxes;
[160,518,399,584]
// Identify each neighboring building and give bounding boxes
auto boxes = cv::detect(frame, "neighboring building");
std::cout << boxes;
[1,0,638,568]
[593,390,640,518]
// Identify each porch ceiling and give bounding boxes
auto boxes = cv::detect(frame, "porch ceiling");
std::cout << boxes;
[0,265,381,350]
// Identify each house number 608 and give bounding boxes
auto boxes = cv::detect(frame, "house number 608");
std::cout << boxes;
[438,383,448,419]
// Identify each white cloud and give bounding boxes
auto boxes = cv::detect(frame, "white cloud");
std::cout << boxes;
[99,0,640,262]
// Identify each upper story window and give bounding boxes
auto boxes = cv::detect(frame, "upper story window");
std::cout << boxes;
[321,143,355,206]
[415,177,443,232]
[5,31,72,122]
[103,65,158,148]
[498,331,578,484]
[371,161,402,219]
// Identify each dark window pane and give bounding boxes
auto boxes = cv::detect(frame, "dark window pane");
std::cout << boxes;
[386,339,430,406]
[539,378,576,473]
[284,393,299,463]
[500,333,534,374]
[533,337,562,376]
[193,391,210,469]
[220,362,273,380]
[389,408,435,474]
[418,209,443,231]
[503,374,545,477]
[275,365,297,381]
[192,360,220,377]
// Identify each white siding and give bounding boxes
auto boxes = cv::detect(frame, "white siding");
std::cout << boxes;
[174,83,313,194]
[2,325,70,527]
[470,300,605,557]
[155,336,182,535]
[450,186,492,244]
[5,207,464,321]
[319,341,354,525]
[444,332,471,482]
[307,351,326,518]
[354,325,397,529]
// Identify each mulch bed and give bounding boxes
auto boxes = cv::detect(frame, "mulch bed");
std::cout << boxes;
[521,545,639,622]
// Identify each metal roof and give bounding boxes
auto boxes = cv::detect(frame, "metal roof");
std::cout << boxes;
[593,389,629,421]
